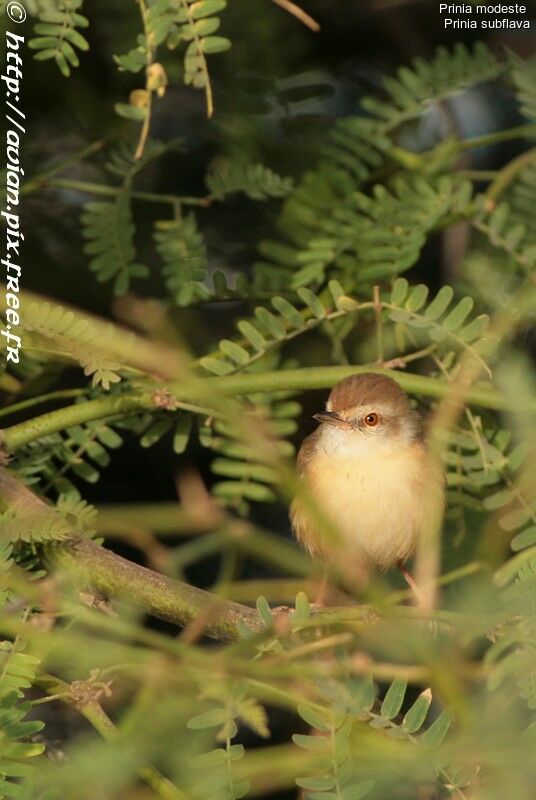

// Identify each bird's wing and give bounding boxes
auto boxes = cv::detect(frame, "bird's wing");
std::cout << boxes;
[295,427,322,475]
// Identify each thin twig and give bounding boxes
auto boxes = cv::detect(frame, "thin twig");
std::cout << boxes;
[36,674,187,800]
[485,146,536,204]
[2,365,533,453]
[32,178,212,207]
[134,0,154,160]
[373,285,384,364]
[270,0,320,31]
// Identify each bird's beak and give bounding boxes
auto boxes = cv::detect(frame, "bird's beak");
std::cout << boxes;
[313,411,352,429]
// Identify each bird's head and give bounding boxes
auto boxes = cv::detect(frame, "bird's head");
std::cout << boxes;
[313,373,420,454]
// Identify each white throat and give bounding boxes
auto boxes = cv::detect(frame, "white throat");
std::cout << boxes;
[317,424,405,460]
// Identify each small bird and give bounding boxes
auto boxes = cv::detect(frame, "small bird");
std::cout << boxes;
[290,373,444,600]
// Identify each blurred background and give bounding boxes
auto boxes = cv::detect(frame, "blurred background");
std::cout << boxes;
[17,3,536,795]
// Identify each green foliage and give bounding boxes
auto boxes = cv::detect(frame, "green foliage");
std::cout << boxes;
[154,213,209,307]
[509,51,536,122]
[473,196,536,278]
[0,542,14,608]
[294,697,375,800]
[255,41,500,294]
[388,277,491,370]
[171,0,231,115]
[260,169,472,292]
[56,494,98,537]
[81,195,149,296]
[12,420,124,496]
[206,159,294,201]
[365,41,501,130]
[23,300,122,389]
[294,677,454,798]
[198,395,298,512]
[187,681,268,799]
[303,176,470,289]
[0,507,69,543]
[0,643,44,798]
[29,0,89,77]
[510,160,536,240]
[199,282,358,377]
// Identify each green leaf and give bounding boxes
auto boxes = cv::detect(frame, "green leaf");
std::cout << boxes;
[195,748,227,767]
[187,708,228,729]
[173,416,192,454]
[294,591,310,623]
[389,308,411,323]
[200,36,231,54]
[335,295,359,312]
[425,285,454,319]
[189,0,227,19]
[194,17,221,35]
[380,678,407,719]
[296,775,336,790]
[140,417,172,448]
[199,356,234,375]
[369,717,391,729]
[213,481,276,502]
[297,704,330,732]
[228,743,245,761]
[406,283,429,311]
[483,489,514,510]
[211,459,278,484]
[254,307,286,339]
[341,779,375,800]
[219,340,250,365]
[292,733,330,751]
[402,688,432,733]
[328,280,345,304]
[511,526,536,552]
[272,296,303,327]
[297,287,326,319]
[114,103,147,121]
[442,297,474,331]
[237,320,267,351]
[354,676,377,713]
[458,314,489,342]
[421,708,454,747]
[391,277,409,305]
[256,595,273,627]
[2,742,44,759]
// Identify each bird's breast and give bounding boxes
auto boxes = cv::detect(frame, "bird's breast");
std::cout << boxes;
[293,443,442,569]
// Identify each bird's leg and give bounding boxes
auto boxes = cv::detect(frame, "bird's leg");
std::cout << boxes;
[397,561,425,606]
[312,568,329,609]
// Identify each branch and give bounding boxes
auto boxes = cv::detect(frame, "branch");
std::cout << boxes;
[37,673,187,800]
[0,467,260,641]
[2,366,531,452]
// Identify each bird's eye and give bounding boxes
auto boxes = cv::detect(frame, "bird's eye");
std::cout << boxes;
[364,412,380,427]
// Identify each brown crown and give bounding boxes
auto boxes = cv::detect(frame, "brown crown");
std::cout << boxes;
[328,373,410,413]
